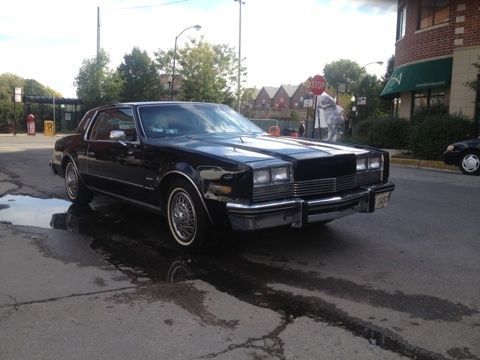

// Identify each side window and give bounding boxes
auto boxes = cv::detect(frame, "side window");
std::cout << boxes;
[90,108,137,141]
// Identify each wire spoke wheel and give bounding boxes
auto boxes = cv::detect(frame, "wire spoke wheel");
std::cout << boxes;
[64,161,93,205]
[65,162,79,200]
[166,179,209,251]
[171,191,197,243]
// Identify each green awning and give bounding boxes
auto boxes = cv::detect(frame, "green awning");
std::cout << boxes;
[380,57,453,97]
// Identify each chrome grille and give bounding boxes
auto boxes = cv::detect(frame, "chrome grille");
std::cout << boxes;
[356,170,383,186]
[253,170,382,202]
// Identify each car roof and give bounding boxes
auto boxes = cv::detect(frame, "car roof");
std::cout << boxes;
[96,101,222,110]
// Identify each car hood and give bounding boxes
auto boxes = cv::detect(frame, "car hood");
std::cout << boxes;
[146,134,372,165]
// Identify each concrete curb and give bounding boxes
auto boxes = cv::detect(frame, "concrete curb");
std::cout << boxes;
[390,156,459,172]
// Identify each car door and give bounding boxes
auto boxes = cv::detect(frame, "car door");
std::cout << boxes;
[85,107,147,202]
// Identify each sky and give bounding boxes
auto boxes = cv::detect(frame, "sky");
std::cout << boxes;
[0,0,397,98]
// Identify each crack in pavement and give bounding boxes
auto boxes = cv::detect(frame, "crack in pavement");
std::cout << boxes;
[6,295,19,311]
[200,316,291,359]
[0,286,137,310]
[0,168,60,199]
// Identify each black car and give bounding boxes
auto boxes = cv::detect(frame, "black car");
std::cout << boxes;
[443,138,480,175]
[51,102,394,251]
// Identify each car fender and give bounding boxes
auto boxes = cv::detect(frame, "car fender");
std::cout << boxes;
[158,165,213,223]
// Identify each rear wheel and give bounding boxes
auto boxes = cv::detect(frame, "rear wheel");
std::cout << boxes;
[459,151,480,175]
[64,161,93,205]
[166,179,209,252]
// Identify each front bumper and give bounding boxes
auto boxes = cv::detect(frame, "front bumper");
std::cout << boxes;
[442,150,460,165]
[226,182,395,231]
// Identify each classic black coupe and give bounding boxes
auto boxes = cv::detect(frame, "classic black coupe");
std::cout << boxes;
[51,102,394,251]
[443,138,480,175]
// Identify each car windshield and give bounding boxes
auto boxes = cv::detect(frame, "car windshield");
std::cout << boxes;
[138,103,263,138]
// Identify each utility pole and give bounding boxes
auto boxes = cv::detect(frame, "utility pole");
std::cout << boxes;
[97,7,100,58]
[235,0,244,112]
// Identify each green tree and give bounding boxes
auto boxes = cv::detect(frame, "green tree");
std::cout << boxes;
[156,40,240,106]
[465,55,480,94]
[323,59,389,120]
[118,47,163,101]
[357,74,385,119]
[381,55,395,87]
[323,59,364,95]
[464,55,480,135]
[240,87,257,116]
[0,73,62,132]
[74,49,123,110]
[379,55,395,115]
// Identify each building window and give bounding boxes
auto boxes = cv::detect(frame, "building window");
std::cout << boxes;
[392,97,401,118]
[412,88,447,115]
[418,0,449,30]
[413,91,429,114]
[397,5,407,40]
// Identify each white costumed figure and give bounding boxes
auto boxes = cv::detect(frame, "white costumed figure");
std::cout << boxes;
[315,92,345,142]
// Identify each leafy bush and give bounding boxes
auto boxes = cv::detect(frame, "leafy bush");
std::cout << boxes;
[409,114,474,159]
[355,117,410,148]
[410,103,448,124]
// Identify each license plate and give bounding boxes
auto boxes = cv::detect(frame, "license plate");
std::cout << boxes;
[374,192,390,209]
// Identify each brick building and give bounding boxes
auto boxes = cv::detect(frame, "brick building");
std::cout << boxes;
[253,86,278,110]
[381,0,480,126]
[251,84,310,111]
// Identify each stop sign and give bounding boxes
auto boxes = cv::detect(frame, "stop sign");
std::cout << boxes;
[307,75,326,95]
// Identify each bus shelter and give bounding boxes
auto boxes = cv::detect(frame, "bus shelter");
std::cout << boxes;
[23,96,83,132]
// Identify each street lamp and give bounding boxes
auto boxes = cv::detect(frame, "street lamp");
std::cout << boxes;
[361,61,383,70]
[356,61,384,102]
[171,24,201,99]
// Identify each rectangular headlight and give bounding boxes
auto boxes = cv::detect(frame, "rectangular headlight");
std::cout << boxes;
[368,157,381,170]
[253,169,271,185]
[272,167,290,183]
[356,158,367,171]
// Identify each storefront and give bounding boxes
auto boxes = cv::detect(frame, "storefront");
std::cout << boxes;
[380,57,453,118]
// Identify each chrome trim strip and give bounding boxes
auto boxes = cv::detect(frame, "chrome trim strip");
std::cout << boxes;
[86,186,162,212]
[83,109,99,141]
[307,190,369,207]
[227,199,300,214]
[159,170,213,223]
[86,173,146,189]
[135,106,148,139]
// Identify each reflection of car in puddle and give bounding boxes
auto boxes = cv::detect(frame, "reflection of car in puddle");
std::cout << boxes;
[50,204,197,283]
[47,204,441,356]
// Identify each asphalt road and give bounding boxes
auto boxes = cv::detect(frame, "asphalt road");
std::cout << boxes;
[0,135,479,360]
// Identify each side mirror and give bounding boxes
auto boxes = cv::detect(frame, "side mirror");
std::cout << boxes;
[109,130,126,141]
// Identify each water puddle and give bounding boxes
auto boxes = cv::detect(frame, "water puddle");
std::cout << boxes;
[0,194,71,228]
